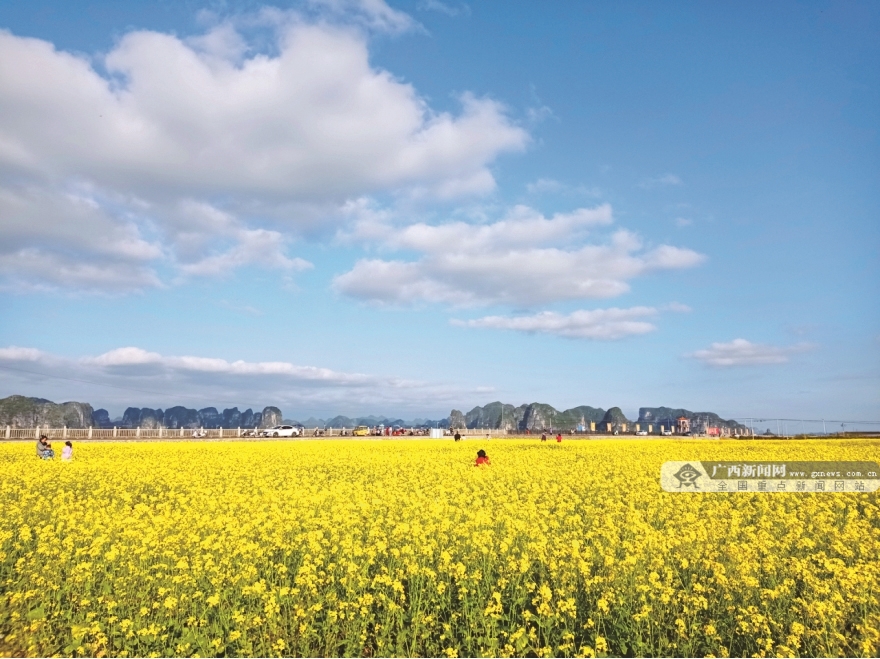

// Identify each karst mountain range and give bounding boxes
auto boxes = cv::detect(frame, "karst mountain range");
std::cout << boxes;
[0,395,745,433]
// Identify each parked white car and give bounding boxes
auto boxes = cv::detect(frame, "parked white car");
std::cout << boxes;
[661,430,673,436]
[636,430,648,436]
[260,425,302,438]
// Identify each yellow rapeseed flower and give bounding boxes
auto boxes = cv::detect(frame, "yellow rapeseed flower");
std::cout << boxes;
[0,438,876,657]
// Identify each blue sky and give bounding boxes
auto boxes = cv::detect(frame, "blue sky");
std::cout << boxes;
[0,0,877,424]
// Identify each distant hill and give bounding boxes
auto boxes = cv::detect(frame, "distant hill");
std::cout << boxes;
[0,394,447,429]
[0,395,94,428]
[450,401,606,431]
[0,396,283,429]
[601,407,630,432]
[0,393,745,434]
[638,407,747,432]
[116,406,282,429]
[448,402,746,433]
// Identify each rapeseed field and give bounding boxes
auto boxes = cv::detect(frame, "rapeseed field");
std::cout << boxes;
[1,439,878,658]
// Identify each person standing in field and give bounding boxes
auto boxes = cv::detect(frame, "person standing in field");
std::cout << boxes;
[556,433,562,443]
[454,430,461,442]
[475,449,490,466]
[541,432,547,442]
[62,441,73,461]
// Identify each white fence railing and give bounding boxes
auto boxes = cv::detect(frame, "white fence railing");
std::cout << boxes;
[3,426,463,440]
[2,425,764,440]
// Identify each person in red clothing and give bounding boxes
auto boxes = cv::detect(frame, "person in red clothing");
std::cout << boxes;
[556,433,562,443]
[475,449,491,466]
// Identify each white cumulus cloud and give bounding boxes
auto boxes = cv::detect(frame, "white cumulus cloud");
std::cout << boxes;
[526,178,564,194]
[83,347,164,367]
[0,184,165,292]
[417,0,470,17]
[305,0,422,34]
[0,344,490,412]
[0,19,524,200]
[333,204,705,307]
[453,307,660,340]
[689,338,815,367]
[0,3,527,292]
[640,173,682,188]
[0,346,48,362]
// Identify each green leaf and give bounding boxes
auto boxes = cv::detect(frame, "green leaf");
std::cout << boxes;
[63,640,84,654]
[26,606,45,621]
